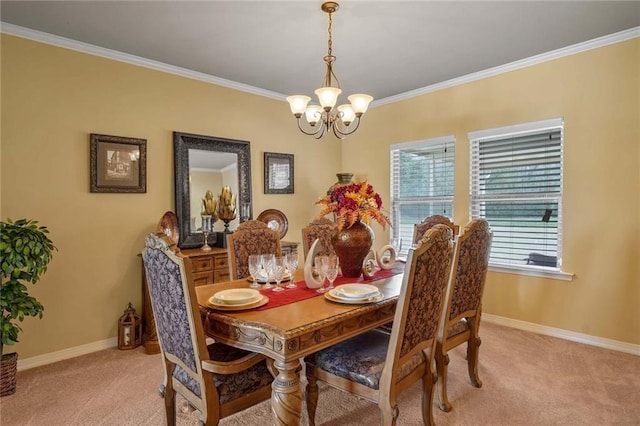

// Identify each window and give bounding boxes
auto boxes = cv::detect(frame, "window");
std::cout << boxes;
[390,136,455,257]
[469,118,564,272]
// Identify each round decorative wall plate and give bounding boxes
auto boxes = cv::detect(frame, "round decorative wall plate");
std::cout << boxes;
[256,209,288,239]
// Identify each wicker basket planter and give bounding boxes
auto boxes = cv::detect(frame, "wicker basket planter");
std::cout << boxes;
[1,352,18,397]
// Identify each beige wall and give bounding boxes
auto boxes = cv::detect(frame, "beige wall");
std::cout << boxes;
[343,39,640,345]
[1,35,341,359]
[1,34,638,360]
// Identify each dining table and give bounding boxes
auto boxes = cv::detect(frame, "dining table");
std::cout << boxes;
[195,265,405,426]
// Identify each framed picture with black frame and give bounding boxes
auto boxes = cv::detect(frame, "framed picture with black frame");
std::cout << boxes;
[264,152,294,194]
[90,133,147,193]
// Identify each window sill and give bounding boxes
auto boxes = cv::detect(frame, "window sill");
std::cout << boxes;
[488,264,574,281]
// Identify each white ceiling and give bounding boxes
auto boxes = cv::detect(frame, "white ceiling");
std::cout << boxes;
[1,1,639,104]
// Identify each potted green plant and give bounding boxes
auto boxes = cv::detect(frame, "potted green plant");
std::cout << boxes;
[0,219,55,396]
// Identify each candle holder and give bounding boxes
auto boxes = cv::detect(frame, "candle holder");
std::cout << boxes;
[222,219,232,234]
[240,202,251,223]
[201,214,213,251]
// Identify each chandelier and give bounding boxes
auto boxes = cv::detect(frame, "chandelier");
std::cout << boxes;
[286,1,373,139]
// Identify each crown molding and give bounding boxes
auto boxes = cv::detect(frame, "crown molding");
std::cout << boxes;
[373,26,640,107]
[2,22,638,108]
[0,22,285,101]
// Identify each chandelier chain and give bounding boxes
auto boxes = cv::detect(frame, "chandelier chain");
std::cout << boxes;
[327,11,333,58]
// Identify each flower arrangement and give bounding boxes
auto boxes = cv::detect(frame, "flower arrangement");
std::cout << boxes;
[217,186,237,222]
[201,189,218,221]
[316,181,391,231]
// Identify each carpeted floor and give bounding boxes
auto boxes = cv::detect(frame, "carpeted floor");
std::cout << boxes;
[1,322,639,425]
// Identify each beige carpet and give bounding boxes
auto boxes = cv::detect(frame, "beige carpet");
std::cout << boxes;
[2,322,639,425]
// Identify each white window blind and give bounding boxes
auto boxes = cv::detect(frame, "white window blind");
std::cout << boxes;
[390,136,455,257]
[469,118,563,270]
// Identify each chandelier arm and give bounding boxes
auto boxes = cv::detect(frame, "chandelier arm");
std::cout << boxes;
[332,115,361,139]
[315,123,329,139]
[296,116,325,137]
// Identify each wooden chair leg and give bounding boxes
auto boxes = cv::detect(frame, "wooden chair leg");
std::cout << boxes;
[163,361,177,426]
[164,382,177,426]
[467,334,483,388]
[305,369,319,426]
[379,398,399,426]
[421,361,437,425]
[435,344,452,412]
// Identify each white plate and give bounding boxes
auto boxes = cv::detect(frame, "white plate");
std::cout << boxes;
[212,289,261,305]
[324,291,383,305]
[333,284,380,300]
[207,295,269,311]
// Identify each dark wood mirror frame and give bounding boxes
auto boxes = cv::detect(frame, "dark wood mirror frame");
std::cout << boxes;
[173,131,252,249]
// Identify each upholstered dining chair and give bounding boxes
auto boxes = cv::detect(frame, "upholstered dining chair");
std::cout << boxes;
[413,215,459,246]
[435,219,492,412]
[305,225,455,426]
[301,218,337,259]
[226,220,282,280]
[142,232,274,426]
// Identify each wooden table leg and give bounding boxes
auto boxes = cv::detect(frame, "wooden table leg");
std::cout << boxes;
[271,359,303,426]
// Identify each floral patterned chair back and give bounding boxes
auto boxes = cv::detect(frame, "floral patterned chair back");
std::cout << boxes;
[142,233,273,424]
[304,225,454,425]
[413,214,459,245]
[435,218,492,412]
[301,218,338,259]
[227,220,282,279]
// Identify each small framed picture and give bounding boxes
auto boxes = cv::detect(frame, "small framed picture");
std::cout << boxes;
[90,134,147,193]
[264,152,294,194]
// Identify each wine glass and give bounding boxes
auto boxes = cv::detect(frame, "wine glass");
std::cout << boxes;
[325,255,339,291]
[260,253,275,289]
[248,254,261,289]
[285,251,299,289]
[272,256,287,292]
[391,237,403,261]
[314,255,329,293]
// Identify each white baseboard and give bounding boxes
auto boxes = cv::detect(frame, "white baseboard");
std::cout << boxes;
[483,314,640,356]
[15,316,639,370]
[16,337,118,371]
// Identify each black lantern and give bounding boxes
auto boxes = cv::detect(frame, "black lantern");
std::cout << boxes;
[118,302,142,350]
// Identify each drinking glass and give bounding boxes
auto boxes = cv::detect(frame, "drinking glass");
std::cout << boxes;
[390,237,402,256]
[272,256,287,292]
[248,254,261,289]
[325,255,339,291]
[260,253,275,289]
[285,251,299,289]
[386,237,403,263]
[314,255,329,293]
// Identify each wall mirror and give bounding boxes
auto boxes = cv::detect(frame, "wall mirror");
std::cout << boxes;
[174,131,252,249]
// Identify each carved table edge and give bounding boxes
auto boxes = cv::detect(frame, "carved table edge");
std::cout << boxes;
[201,299,397,360]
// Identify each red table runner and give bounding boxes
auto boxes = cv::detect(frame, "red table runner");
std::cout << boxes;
[254,261,405,311]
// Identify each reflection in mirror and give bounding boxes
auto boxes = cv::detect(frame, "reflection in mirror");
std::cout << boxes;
[174,132,252,249]
[188,150,239,233]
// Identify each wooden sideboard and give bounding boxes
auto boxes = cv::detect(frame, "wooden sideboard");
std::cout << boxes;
[141,241,299,354]
[182,247,230,286]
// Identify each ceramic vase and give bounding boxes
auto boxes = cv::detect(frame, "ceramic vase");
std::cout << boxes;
[331,221,374,278]
[327,173,354,195]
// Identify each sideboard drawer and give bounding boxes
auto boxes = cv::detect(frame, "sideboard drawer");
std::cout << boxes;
[214,254,228,269]
[192,271,214,286]
[192,256,214,273]
[214,269,230,283]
